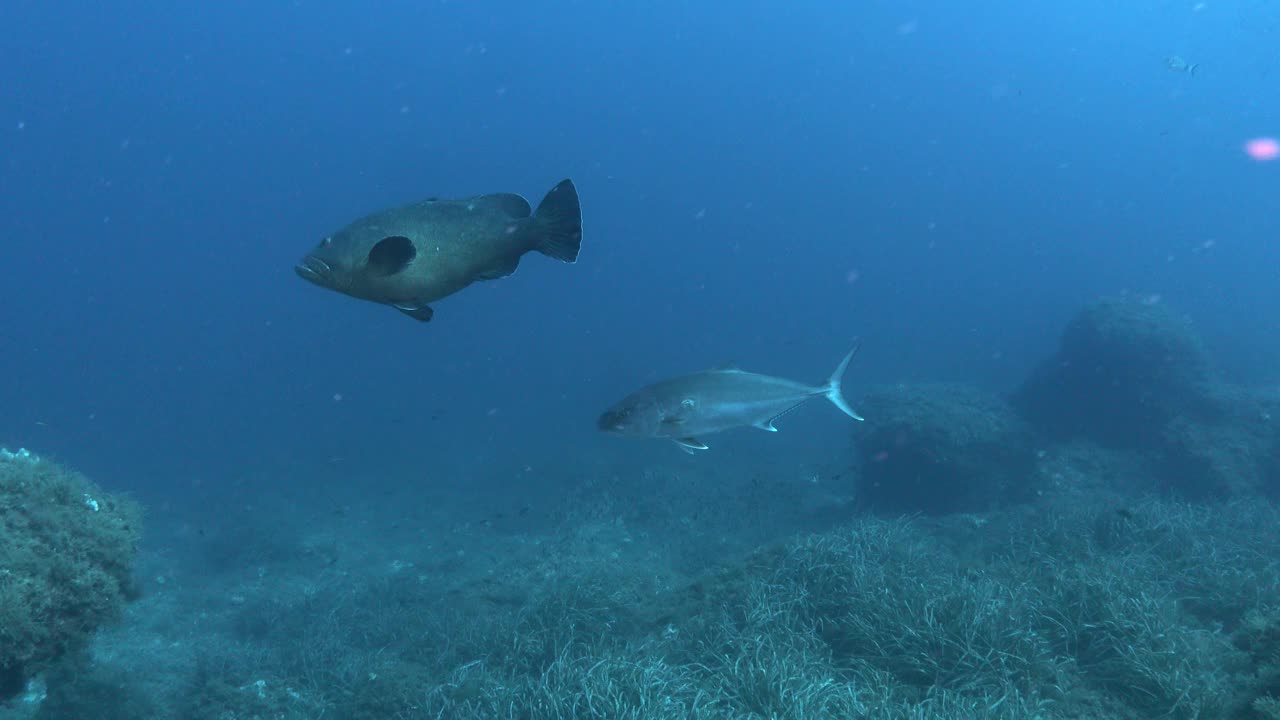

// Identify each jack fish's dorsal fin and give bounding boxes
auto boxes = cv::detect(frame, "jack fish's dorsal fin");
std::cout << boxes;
[472,193,532,218]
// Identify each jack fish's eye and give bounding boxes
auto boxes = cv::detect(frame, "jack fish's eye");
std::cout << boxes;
[367,235,417,276]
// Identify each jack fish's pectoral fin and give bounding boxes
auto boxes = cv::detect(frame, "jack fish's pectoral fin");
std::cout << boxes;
[753,418,780,432]
[674,437,709,453]
[660,398,697,428]
[393,303,434,322]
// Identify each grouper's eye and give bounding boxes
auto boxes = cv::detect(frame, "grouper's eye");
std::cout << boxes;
[367,235,416,276]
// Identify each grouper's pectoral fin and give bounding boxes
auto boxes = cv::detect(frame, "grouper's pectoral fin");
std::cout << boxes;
[393,303,434,322]
[673,437,709,453]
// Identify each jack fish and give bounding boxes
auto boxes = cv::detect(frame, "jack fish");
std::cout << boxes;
[295,179,582,322]
[598,344,864,452]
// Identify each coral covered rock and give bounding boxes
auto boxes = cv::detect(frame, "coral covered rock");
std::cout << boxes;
[853,383,1037,515]
[0,450,141,701]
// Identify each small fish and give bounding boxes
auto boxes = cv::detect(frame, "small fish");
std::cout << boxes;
[598,343,864,453]
[1165,55,1199,75]
[296,179,582,322]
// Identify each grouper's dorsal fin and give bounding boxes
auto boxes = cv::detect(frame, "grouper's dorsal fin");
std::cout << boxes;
[473,193,532,218]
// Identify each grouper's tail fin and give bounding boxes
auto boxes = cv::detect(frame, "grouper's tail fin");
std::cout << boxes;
[825,341,864,421]
[533,179,582,263]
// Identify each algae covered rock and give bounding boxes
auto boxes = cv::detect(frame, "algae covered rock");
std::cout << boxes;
[0,450,141,701]
[1013,297,1217,448]
[1156,385,1280,499]
[1012,298,1280,499]
[853,384,1037,515]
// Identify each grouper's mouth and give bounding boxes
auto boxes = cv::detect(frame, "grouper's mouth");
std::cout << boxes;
[294,256,332,285]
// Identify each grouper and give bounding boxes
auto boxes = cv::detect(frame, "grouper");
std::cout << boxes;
[598,344,864,452]
[295,179,582,322]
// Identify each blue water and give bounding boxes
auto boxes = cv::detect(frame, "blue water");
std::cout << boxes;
[3,0,1279,503]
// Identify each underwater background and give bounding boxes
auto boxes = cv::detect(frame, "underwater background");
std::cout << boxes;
[4,1,1280,718]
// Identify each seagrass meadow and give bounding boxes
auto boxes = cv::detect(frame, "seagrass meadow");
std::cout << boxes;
[7,0,1280,717]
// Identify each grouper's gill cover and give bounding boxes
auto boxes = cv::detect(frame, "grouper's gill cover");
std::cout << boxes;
[367,236,416,276]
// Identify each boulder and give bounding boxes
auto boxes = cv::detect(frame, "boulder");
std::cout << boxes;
[854,384,1037,515]
[1012,298,1218,449]
[0,449,141,701]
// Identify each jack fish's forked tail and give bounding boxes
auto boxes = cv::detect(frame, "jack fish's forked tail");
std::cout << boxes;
[826,340,865,421]
[533,178,583,263]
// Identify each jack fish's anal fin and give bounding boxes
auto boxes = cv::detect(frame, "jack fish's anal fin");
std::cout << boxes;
[393,303,434,322]
[674,437,709,453]
[753,419,779,432]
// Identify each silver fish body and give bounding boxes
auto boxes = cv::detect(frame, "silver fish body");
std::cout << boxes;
[1165,55,1199,75]
[598,344,863,452]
